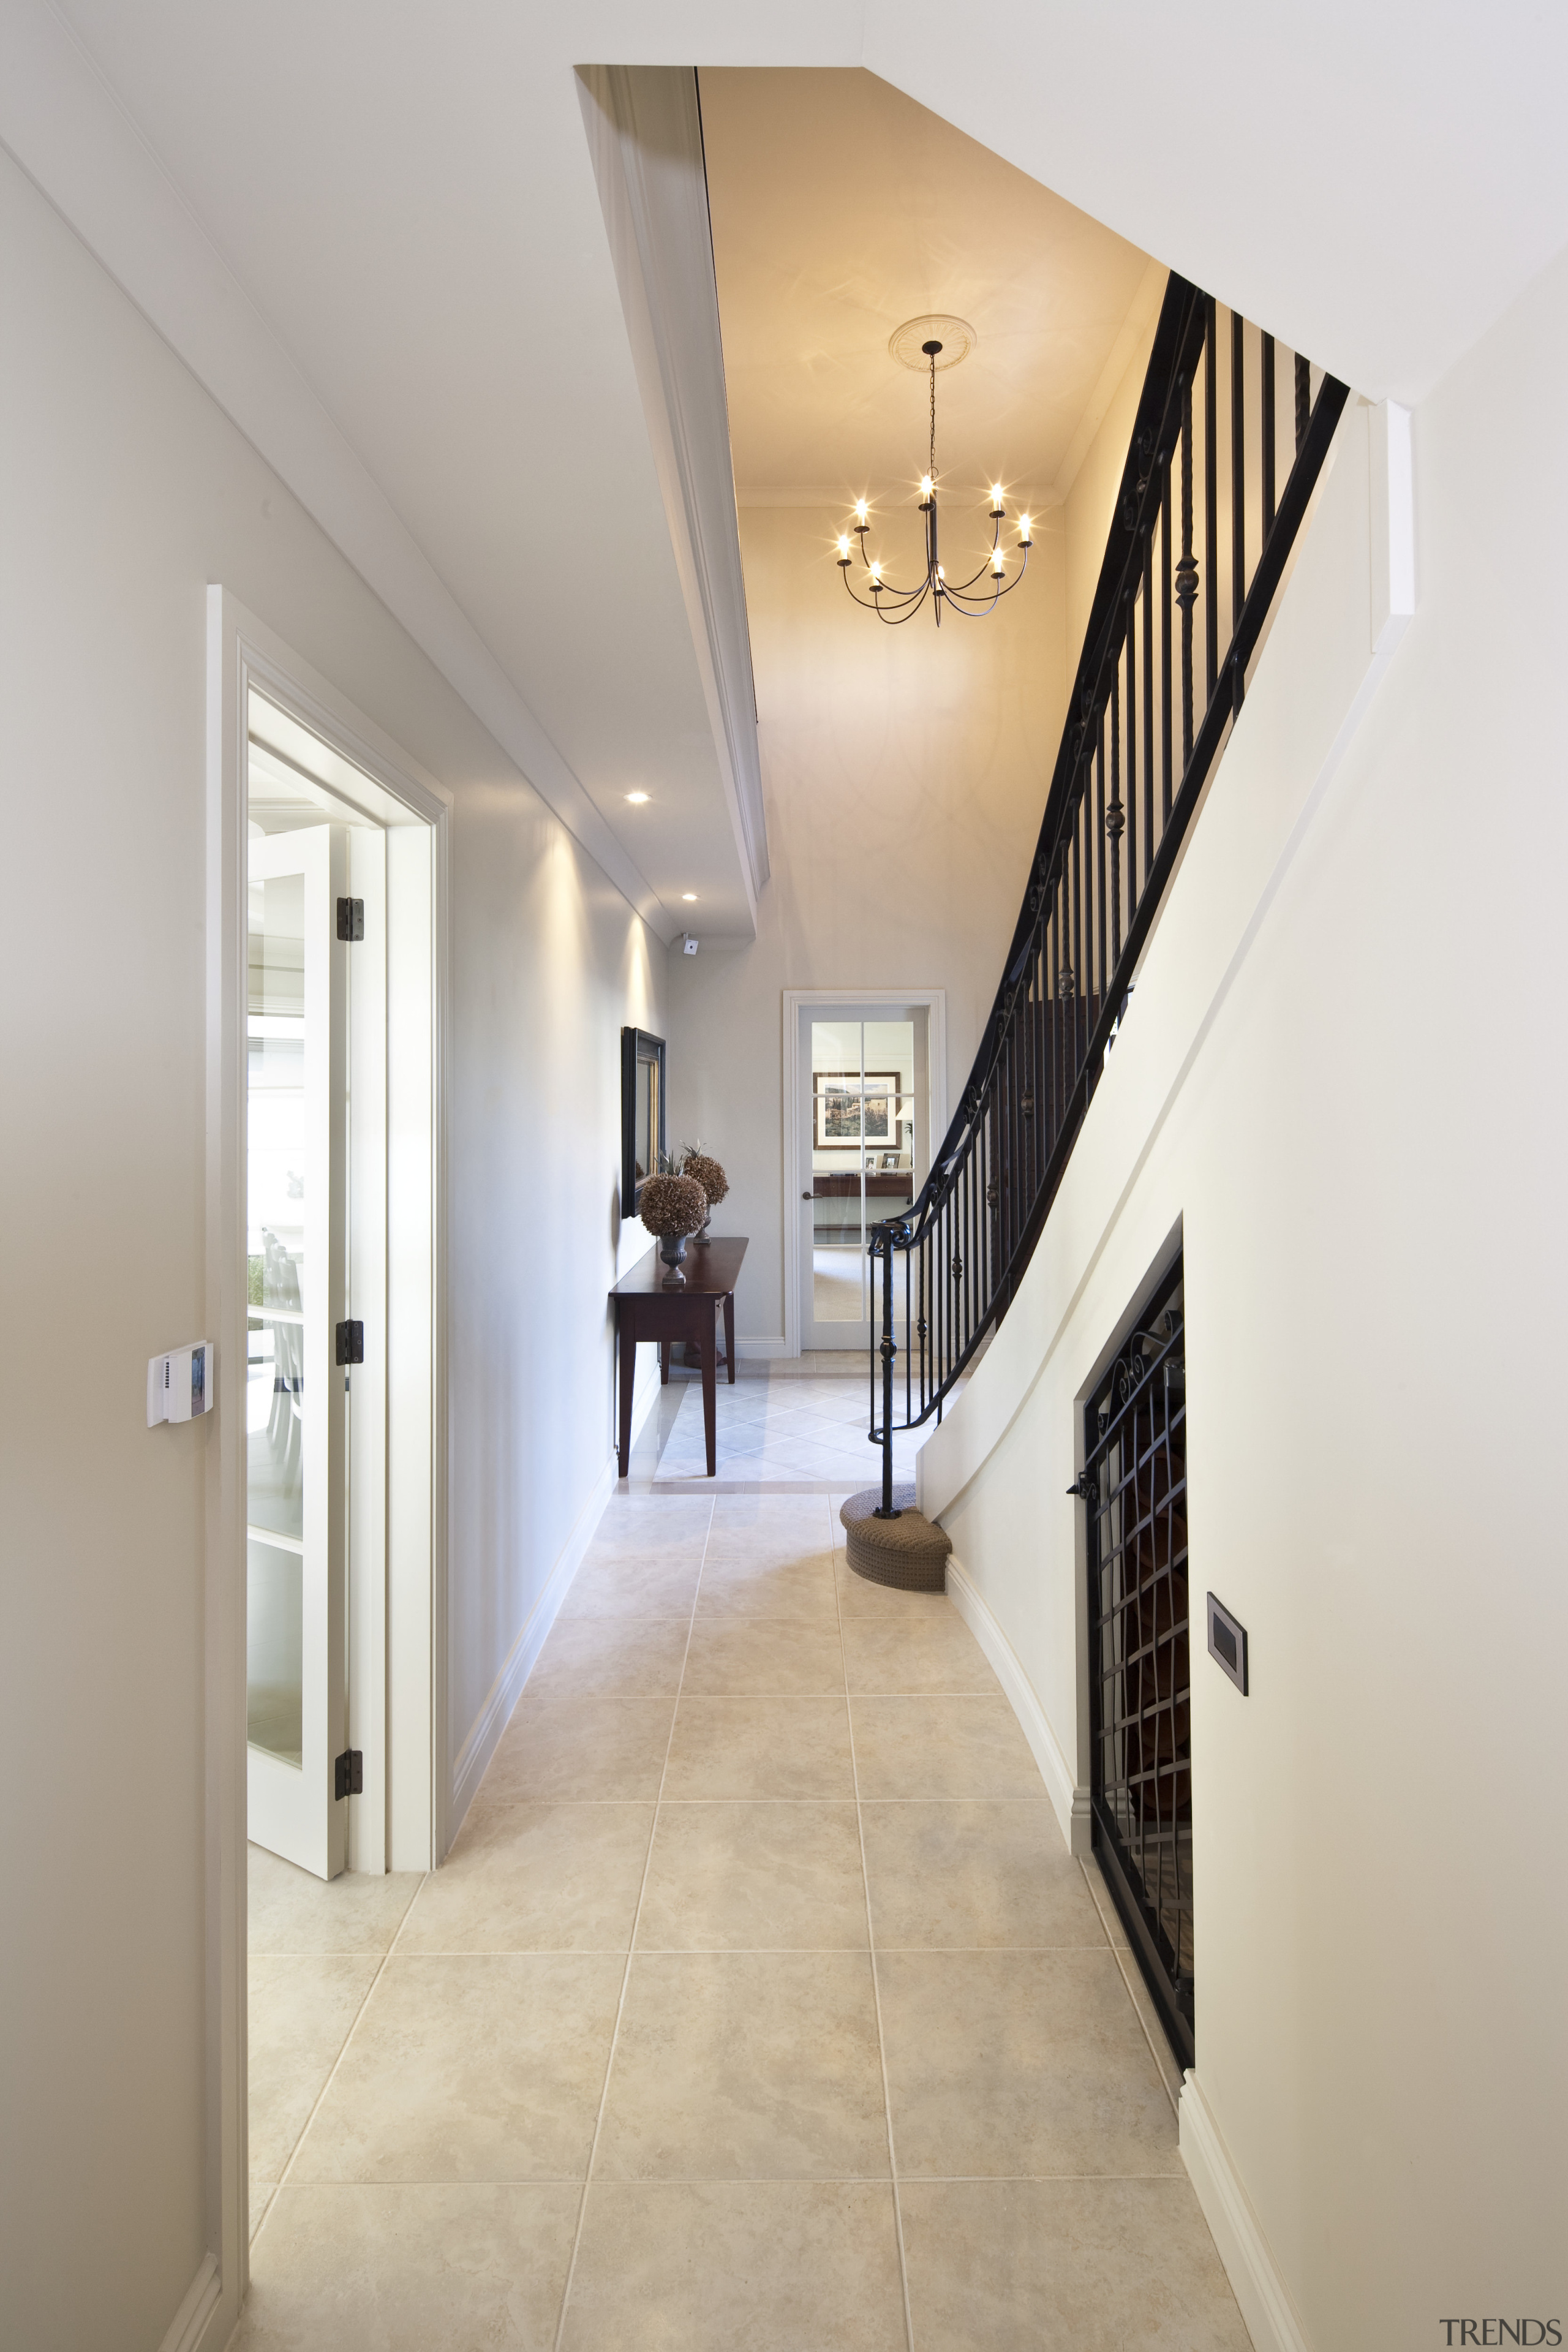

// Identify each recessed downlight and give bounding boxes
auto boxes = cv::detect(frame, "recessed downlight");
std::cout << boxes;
[625,791,650,804]
[681,894,697,902]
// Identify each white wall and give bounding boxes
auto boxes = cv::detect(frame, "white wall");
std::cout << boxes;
[919,252,1568,2344]
[0,149,662,2351]
[666,500,1067,1341]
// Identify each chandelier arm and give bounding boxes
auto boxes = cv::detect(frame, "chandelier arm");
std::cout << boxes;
[842,571,927,612]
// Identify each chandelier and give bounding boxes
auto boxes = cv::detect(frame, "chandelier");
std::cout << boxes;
[836,316,1033,627]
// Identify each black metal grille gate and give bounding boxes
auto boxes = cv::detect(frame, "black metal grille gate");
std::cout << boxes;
[1080,1259,1193,2068]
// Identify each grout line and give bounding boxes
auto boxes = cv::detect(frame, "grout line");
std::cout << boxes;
[839,1494,918,2352]
[257,1868,430,2237]
[248,2169,1189,2190]
[549,1493,714,2352]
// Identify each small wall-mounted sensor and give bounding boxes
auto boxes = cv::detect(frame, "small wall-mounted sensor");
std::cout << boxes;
[148,1342,216,1427]
[680,932,699,956]
[1207,1593,1248,1694]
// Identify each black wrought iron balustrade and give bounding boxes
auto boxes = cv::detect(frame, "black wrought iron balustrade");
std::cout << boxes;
[865,274,1349,1513]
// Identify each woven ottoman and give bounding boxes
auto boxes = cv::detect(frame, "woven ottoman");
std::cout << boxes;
[840,1484,952,1592]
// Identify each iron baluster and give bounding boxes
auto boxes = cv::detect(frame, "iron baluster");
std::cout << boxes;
[1107,664,1125,970]
[1261,330,1276,537]
[1125,597,1137,931]
[1142,522,1155,896]
[1175,375,1196,774]
[1294,350,1311,453]
[1231,307,1246,716]
[1161,448,1174,824]
[1204,298,1218,703]
[1095,722,1107,1006]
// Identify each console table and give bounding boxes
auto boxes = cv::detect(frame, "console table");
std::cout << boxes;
[611,1237,747,1479]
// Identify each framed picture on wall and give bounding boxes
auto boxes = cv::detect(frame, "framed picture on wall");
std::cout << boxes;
[814,1072,900,1150]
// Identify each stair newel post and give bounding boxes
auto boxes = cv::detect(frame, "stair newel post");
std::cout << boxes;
[873,1224,901,1520]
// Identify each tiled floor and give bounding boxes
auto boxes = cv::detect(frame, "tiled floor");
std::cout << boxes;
[238,1376,1246,2350]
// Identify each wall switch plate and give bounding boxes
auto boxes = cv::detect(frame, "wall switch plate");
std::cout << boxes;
[1207,1593,1248,1694]
[148,1342,215,1426]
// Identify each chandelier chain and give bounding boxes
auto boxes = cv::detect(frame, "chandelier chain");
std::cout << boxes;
[929,356,937,486]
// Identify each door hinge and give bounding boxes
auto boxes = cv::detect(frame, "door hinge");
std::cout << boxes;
[336,896,364,941]
[1066,1468,1098,1502]
[334,1749,363,1800]
[335,1319,364,1365]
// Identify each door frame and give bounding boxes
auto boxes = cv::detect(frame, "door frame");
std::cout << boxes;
[781,987,946,1360]
[205,587,451,2302]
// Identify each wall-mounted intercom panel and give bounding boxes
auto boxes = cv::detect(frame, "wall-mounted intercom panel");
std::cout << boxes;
[147,1342,216,1427]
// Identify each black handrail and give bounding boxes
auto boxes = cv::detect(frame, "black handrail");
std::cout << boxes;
[865,276,1349,1515]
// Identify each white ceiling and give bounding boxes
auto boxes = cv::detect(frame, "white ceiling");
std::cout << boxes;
[8,0,1565,944]
[702,69,1156,514]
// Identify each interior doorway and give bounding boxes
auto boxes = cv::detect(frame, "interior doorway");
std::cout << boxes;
[241,677,441,1881]
[786,994,944,1352]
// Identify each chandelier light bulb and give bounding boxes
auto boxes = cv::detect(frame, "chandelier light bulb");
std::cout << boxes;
[937,564,946,581]
[920,474,933,498]
[1019,514,1033,543]
[854,499,869,523]
[991,549,1005,573]
[837,535,851,559]
[992,484,1005,507]
[870,560,883,582]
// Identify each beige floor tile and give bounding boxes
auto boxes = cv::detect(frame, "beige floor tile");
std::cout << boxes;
[833,1553,954,1619]
[292,1953,624,2181]
[526,1616,690,1697]
[851,1695,1044,1798]
[663,1695,856,1799]
[681,1617,845,1694]
[232,2182,580,2349]
[878,1950,1180,2178]
[562,2180,906,2351]
[861,1801,1106,1949]
[397,1803,654,1953]
[590,1495,713,1554]
[595,1951,889,2180]
[842,1612,999,1694]
[481,1694,676,1802]
[247,1844,423,1954]
[900,2177,1251,2350]
[560,1551,701,1619]
[696,1552,840,1616]
[636,1802,867,1950]
[249,2181,277,2242]
[248,1953,382,2180]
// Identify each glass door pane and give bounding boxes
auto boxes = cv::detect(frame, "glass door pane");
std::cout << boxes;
[802,1009,929,1351]
[246,823,348,1880]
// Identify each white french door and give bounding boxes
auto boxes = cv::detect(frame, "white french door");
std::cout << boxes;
[798,1006,929,1350]
[246,824,349,1879]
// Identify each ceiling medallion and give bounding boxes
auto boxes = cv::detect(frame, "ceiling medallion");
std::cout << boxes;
[837,317,1032,628]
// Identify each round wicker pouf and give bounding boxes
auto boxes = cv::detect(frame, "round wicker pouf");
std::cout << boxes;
[840,1485,952,1593]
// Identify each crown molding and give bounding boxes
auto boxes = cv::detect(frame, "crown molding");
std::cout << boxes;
[0,0,677,943]
[578,63,767,914]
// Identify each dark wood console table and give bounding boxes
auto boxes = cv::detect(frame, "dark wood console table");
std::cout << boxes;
[611,1237,747,1478]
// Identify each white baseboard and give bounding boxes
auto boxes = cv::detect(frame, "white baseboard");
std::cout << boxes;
[447,1431,632,1834]
[734,1336,790,1358]
[944,1552,1091,1856]
[159,2253,220,2352]
[1180,2071,1312,2352]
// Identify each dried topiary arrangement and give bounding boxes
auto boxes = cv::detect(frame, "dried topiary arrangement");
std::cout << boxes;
[636,1172,709,1240]
[677,1144,729,1212]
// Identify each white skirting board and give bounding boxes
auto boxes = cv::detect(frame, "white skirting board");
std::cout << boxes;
[158,2253,220,2352]
[1180,2071,1313,2352]
[944,1552,1091,1856]
[447,1371,658,1836]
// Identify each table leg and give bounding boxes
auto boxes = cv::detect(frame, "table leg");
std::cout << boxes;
[617,1321,636,1477]
[701,1314,718,1477]
[723,1291,736,1384]
[660,1340,669,1385]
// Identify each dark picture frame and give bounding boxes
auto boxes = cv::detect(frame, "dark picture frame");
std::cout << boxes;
[621,1027,666,1212]
[813,1071,899,1150]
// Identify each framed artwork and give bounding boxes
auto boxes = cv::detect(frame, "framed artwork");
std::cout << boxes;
[814,1072,900,1150]
[620,1027,666,1210]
